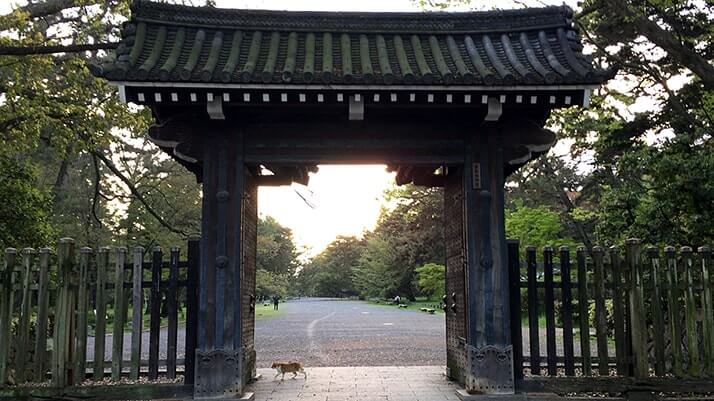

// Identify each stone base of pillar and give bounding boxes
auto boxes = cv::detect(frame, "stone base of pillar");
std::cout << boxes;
[194,348,244,399]
[465,344,515,394]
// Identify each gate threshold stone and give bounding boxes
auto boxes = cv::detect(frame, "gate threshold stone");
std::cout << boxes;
[456,390,527,401]
[456,391,562,401]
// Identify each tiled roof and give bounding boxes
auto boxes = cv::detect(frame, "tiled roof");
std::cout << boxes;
[92,0,612,87]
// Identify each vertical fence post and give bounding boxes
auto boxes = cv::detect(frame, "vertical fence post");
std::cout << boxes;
[52,238,76,387]
[16,248,36,383]
[681,246,700,376]
[560,246,575,376]
[699,246,714,377]
[33,248,51,383]
[647,246,666,376]
[93,247,109,381]
[664,246,684,377]
[112,247,128,381]
[543,246,557,376]
[507,240,522,381]
[166,246,180,379]
[148,246,162,380]
[610,246,628,376]
[626,239,648,378]
[129,247,144,381]
[592,246,609,376]
[74,247,92,384]
[0,248,17,386]
[526,246,540,375]
[576,247,591,376]
[185,236,200,385]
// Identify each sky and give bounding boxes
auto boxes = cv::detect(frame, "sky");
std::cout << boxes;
[1,0,580,257]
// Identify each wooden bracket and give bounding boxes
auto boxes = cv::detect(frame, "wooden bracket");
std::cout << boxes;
[207,96,225,120]
[349,94,364,121]
[485,97,502,121]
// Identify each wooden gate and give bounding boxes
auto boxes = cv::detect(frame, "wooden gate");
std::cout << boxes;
[508,240,714,394]
[0,237,200,388]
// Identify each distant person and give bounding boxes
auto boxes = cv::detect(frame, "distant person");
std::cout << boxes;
[273,294,280,310]
[394,295,401,305]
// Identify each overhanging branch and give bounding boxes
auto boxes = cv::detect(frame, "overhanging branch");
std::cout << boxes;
[0,42,119,56]
[19,0,103,19]
[92,149,190,237]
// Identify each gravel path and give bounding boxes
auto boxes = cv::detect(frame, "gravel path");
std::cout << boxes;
[254,298,446,368]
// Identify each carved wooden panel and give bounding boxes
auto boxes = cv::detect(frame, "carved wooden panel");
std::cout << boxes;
[465,344,514,394]
[194,349,243,399]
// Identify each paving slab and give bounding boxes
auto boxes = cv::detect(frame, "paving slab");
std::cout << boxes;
[246,366,461,401]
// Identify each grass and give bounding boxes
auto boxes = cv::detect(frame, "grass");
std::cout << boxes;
[365,297,445,314]
[254,302,284,320]
[94,302,282,334]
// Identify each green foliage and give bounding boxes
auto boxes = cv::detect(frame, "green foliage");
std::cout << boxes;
[352,235,396,298]
[588,299,614,337]
[355,185,445,300]
[297,236,365,297]
[117,158,201,249]
[0,1,164,248]
[255,268,290,299]
[258,216,299,276]
[0,155,55,248]
[506,203,579,251]
[415,263,445,301]
[255,216,300,298]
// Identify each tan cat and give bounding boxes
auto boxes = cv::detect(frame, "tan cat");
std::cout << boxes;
[271,361,307,380]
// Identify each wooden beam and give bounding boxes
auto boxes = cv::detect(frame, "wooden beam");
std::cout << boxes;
[245,153,463,165]
[256,175,294,186]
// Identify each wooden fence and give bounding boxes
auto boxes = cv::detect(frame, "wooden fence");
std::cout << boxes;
[508,239,714,391]
[0,237,200,388]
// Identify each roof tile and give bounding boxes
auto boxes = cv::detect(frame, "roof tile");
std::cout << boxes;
[92,1,613,87]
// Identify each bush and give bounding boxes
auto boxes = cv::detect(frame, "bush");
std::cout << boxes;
[415,263,445,300]
[588,299,614,336]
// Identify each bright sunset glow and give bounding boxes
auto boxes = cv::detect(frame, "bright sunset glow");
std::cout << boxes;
[259,166,395,258]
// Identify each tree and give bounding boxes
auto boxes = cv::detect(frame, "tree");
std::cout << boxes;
[505,203,579,252]
[0,1,211,248]
[415,263,445,301]
[257,216,299,276]
[255,216,300,298]
[355,185,445,300]
[255,268,290,300]
[297,236,365,297]
[0,155,55,248]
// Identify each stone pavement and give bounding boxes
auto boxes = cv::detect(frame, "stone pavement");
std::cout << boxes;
[246,366,461,401]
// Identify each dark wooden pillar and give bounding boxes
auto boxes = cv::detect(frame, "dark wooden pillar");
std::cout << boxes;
[462,121,514,394]
[194,127,250,399]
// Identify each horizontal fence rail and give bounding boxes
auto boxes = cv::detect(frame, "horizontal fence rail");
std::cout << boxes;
[508,240,714,382]
[0,237,200,388]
